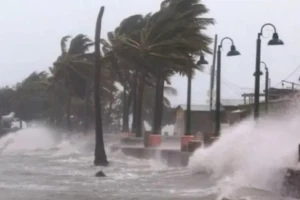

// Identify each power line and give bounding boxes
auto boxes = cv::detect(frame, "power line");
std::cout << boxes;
[274,64,300,86]
[222,81,243,97]
[204,63,300,90]
[223,77,255,91]
[202,69,254,91]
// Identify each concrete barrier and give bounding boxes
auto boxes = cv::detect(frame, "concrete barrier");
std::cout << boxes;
[120,132,135,138]
[121,136,181,148]
[111,145,191,167]
[120,137,143,146]
[181,135,195,152]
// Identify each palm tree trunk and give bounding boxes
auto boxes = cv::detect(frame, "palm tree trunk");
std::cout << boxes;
[127,89,133,115]
[107,94,113,132]
[135,69,146,137]
[131,71,138,134]
[66,95,72,131]
[152,67,162,135]
[50,93,56,125]
[157,77,165,134]
[93,6,108,167]
[121,86,130,133]
[83,80,90,133]
[185,69,192,135]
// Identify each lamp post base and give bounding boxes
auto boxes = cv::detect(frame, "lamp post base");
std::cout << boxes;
[145,134,162,148]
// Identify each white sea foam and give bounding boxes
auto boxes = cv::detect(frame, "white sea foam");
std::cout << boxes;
[0,126,58,154]
[189,103,300,196]
[0,124,94,157]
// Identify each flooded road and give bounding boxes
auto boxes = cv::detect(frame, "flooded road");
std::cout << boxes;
[0,124,298,200]
[0,128,216,200]
[0,152,218,200]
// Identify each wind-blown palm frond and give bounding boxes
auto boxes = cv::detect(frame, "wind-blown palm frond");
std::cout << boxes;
[60,35,71,54]
[107,0,214,80]
[164,86,178,96]
[53,34,95,99]
[68,34,92,55]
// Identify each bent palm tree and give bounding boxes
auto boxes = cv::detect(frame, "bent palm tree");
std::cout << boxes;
[98,0,214,138]
[94,6,108,166]
[53,34,93,130]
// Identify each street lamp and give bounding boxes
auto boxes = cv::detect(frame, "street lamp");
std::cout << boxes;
[185,53,208,136]
[215,37,241,137]
[254,23,284,119]
[197,53,209,65]
[261,62,269,113]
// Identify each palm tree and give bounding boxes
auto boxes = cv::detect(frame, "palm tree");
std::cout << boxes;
[115,1,213,137]
[148,0,214,136]
[143,84,177,125]
[100,16,144,136]
[94,6,108,166]
[52,34,94,131]
[97,0,214,139]
[151,68,176,135]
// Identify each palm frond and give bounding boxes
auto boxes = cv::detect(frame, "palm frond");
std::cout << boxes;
[60,35,71,54]
[68,34,92,55]
[164,86,178,96]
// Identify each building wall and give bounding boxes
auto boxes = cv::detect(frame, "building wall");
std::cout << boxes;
[191,111,213,134]
[174,109,227,136]
[175,97,296,136]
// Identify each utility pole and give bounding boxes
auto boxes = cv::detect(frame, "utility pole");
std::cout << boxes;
[209,34,218,111]
[265,68,269,113]
[209,34,218,136]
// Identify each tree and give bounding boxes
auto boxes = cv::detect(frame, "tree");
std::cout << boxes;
[94,6,108,166]
[0,0,214,143]
[14,72,51,122]
[0,87,16,117]
[53,34,95,131]
[102,0,214,137]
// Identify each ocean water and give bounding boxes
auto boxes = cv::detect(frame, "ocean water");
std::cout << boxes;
[1,105,300,200]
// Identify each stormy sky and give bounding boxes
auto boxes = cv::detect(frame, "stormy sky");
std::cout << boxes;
[1,0,299,106]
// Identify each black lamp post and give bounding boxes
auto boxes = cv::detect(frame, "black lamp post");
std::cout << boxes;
[216,37,241,137]
[254,23,284,119]
[261,62,269,113]
[185,53,208,136]
[198,54,209,65]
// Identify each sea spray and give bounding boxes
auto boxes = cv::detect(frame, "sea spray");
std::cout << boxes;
[0,124,90,154]
[0,126,58,153]
[189,109,300,194]
[51,134,94,157]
